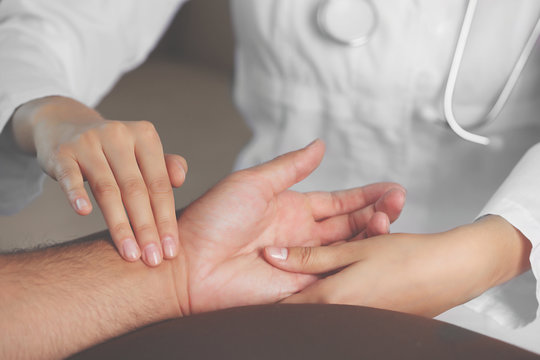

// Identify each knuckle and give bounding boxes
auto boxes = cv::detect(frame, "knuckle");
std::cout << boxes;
[93,180,119,197]
[55,166,77,185]
[54,143,74,158]
[132,222,156,236]
[111,223,131,238]
[100,121,131,143]
[155,216,174,230]
[331,192,345,213]
[148,177,172,196]
[48,144,75,169]
[299,247,314,268]
[103,120,127,134]
[137,120,156,132]
[136,121,159,140]
[348,213,360,235]
[78,129,100,145]
[121,178,147,198]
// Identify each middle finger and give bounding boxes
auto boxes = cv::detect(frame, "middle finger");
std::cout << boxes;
[103,139,163,267]
[133,125,179,259]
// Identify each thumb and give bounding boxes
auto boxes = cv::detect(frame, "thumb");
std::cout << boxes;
[264,242,360,274]
[252,139,325,195]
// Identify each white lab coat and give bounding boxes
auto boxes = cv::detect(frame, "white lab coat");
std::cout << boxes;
[1,0,540,351]
[230,0,540,330]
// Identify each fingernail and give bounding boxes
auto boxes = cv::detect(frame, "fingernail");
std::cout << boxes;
[266,247,288,261]
[75,198,89,211]
[162,236,177,258]
[177,161,186,176]
[143,244,161,266]
[122,238,139,261]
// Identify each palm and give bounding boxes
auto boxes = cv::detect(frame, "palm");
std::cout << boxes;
[177,141,403,314]
[180,182,323,313]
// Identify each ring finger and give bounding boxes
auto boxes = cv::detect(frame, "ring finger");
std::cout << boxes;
[79,150,140,262]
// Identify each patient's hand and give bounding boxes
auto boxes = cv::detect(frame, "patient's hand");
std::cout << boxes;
[174,140,405,314]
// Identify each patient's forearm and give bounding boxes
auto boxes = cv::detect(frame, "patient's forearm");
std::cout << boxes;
[0,234,182,360]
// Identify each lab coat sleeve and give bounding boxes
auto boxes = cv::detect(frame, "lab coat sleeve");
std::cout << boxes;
[465,142,540,328]
[0,0,186,215]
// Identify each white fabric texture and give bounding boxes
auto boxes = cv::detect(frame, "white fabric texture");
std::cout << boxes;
[0,0,186,214]
[230,0,540,332]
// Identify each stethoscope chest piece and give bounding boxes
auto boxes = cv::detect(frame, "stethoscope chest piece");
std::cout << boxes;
[317,0,378,47]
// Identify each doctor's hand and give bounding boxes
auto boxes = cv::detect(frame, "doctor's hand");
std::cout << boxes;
[265,215,532,317]
[173,140,406,314]
[11,96,187,266]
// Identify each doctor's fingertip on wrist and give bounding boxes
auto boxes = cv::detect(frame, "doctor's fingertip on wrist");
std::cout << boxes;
[121,238,140,261]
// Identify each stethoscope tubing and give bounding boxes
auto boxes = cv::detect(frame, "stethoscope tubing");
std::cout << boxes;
[317,0,540,146]
[443,0,540,145]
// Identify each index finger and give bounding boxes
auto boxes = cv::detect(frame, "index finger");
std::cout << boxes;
[134,125,179,259]
[307,182,405,221]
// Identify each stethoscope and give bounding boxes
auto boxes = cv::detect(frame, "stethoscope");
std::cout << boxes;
[317,0,540,146]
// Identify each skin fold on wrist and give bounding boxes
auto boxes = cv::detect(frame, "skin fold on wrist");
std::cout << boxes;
[169,245,190,317]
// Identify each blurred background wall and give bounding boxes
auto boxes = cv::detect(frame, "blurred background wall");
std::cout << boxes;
[0,0,251,250]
